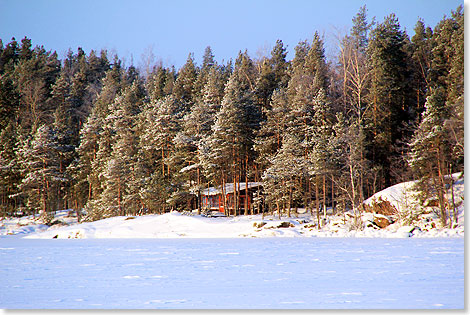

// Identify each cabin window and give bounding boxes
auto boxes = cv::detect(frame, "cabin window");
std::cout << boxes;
[203,196,219,208]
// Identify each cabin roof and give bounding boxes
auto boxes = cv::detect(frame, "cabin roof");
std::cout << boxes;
[201,182,262,196]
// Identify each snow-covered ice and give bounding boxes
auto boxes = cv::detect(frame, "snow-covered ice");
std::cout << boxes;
[0,237,463,309]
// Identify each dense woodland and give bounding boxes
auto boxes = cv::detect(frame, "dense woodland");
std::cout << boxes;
[0,6,463,227]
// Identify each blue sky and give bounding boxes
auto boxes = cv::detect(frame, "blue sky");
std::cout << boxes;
[0,0,463,70]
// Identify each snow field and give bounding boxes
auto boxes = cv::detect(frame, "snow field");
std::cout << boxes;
[18,210,463,239]
[0,238,463,309]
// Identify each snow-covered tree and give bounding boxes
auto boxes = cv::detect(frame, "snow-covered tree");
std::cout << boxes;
[408,6,464,227]
[0,122,21,216]
[408,88,451,226]
[17,125,68,219]
[254,88,291,170]
[97,82,144,218]
[262,133,307,218]
[172,53,198,107]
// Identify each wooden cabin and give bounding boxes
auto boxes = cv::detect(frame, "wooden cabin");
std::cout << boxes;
[201,182,262,214]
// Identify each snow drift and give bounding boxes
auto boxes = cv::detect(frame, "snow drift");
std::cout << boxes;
[1,174,463,239]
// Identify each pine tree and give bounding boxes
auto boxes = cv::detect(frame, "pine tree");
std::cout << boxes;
[76,64,126,219]
[193,46,217,101]
[332,112,368,220]
[173,53,198,108]
[367,13,414,190]
[17,125,66,219]
[0,38,19,74]
[411,20,433,113]
[0,38,21,133]
[408,5,464,227]
[254,40,290,113]
[254,88,291,171]
[49,78,76,211]
[262,133,307,218]
[308,88,336,219]
[199,52,259,215]
[137,95,185,213]
[350,5,375,51]
[0,122,20,216]
[97,82,144,217]
[163,66,176,96]
[174,66,227,212]
[147,66,173,101]
[270,39,290,89]
[408,88,451,226]
[284,34,332,219]
[13,42,60,131]
[304,32,329,93]
[200,73,246,196]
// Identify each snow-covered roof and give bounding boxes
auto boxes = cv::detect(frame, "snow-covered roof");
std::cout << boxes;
[201,182,262,196]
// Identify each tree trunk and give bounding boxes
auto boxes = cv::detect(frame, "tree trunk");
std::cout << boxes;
[435,145,447,227]
[449,165,457,226]
[331,175,335,215]
[233,166,238,217]
[75,199,81,223]
[287,184,292,218]
[161,147,165,178]
[323,175,327,218]
[118,179,122,216]
[245,156,249,215]
[197,167,201,215]
[304,177,309,216]
[308,179,313,218]
[315,176,320,229]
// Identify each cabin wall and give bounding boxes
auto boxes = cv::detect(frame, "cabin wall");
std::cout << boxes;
[201,186,260,214]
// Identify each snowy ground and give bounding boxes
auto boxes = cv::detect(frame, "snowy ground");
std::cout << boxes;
[0,237,463,309]
[1,174,463,240]
[10,210,461,239]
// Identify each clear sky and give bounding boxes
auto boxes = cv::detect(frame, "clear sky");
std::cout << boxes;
[0,0,463,70]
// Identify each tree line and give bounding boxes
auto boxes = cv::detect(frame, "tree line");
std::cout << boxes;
[0,6,463,227]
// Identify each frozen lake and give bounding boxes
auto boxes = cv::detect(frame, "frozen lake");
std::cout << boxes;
[0,237,464,309]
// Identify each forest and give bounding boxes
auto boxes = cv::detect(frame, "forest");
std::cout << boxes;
[0,6,463,227]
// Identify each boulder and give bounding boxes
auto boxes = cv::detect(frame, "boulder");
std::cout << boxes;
[373,216,393,228]
[277,222,294,228]
[253,222,267,229]
[363,197,399,216]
